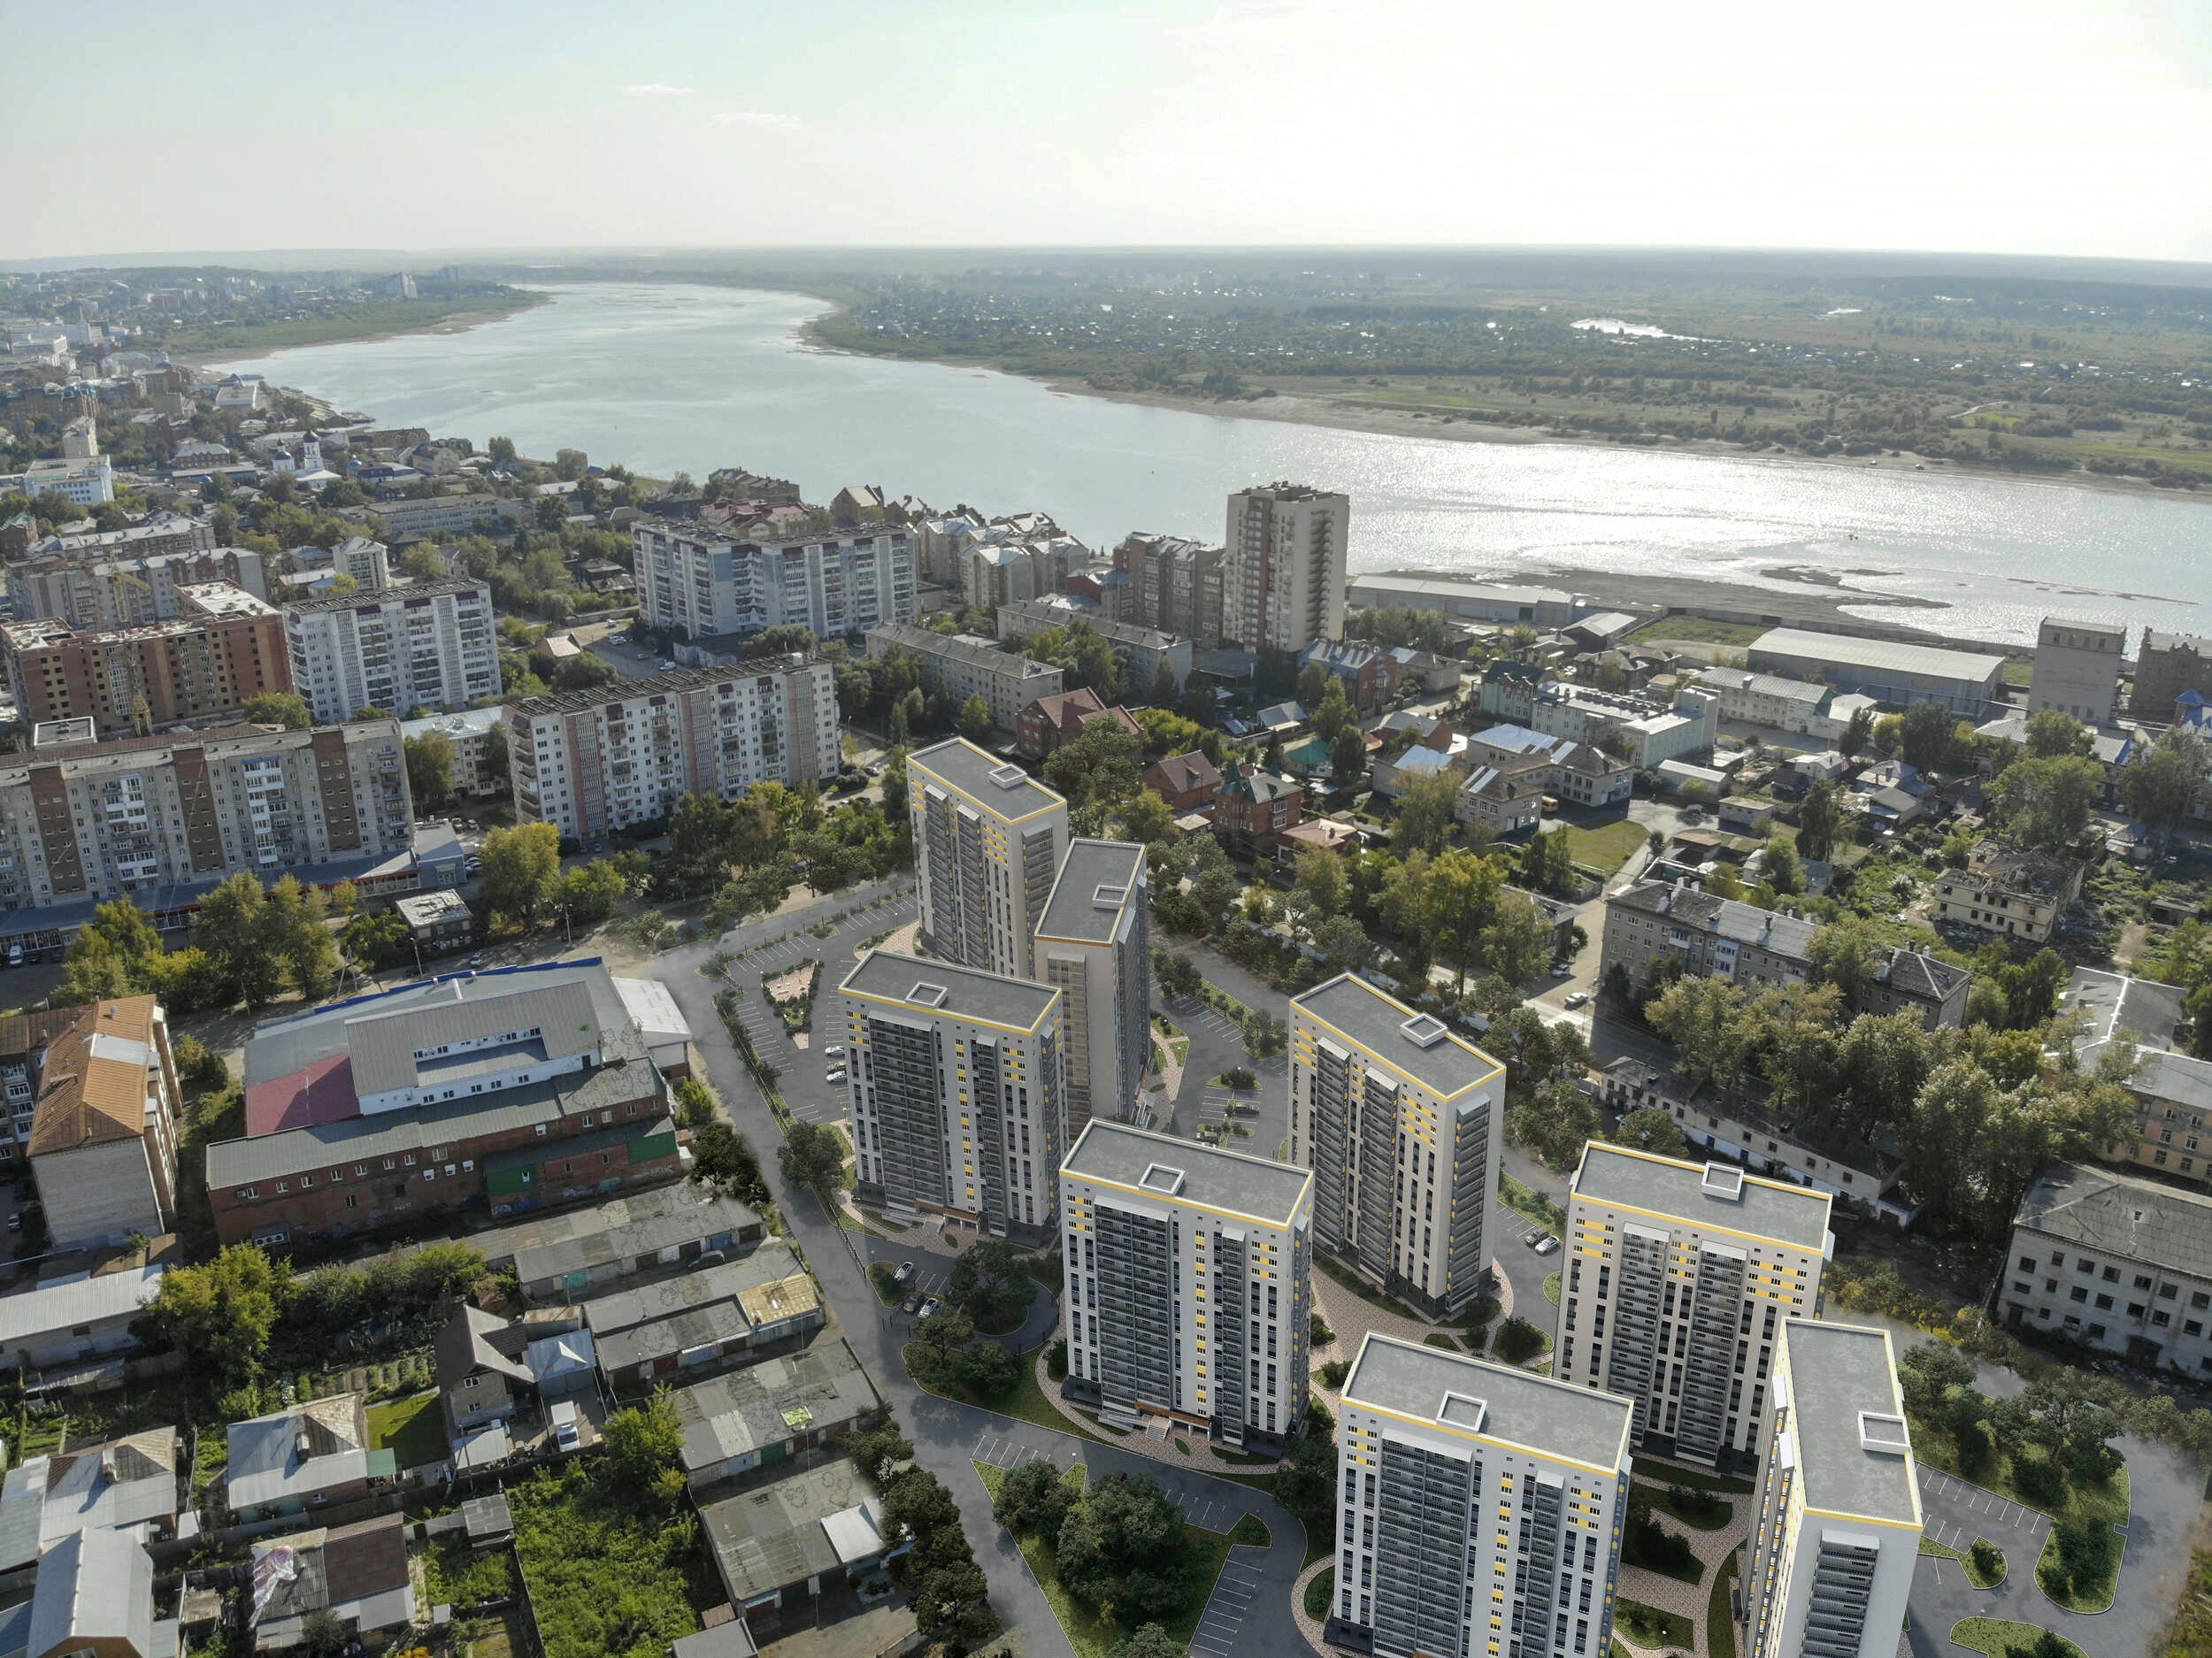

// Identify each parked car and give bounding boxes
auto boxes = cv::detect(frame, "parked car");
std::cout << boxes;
[919,1296,942,1319]
[550,1401,582,1452]
[1523,1228,1543,1247]
[894,1261,916,1285]
[823,1045,846,1058]
[4,944,19,968]
[1533,1235,1560,1256]
[468,953,483,968]
[1549,963,1572,979]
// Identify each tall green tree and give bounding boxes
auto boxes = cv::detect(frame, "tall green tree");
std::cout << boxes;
[1795,779,1842,861]
[133,1244,290,1392]
[241,691,313,729]
[478,821,563,928]
[1394,770,1461,857]
[404,731,456,810]
[2121,728,2208,849]
[1993,754,2101,851]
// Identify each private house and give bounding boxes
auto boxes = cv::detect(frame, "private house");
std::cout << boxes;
[0,1262,167,1381]
[0,1530,172,1658]
[1140,751,1222,818]
[1014,687,1141,760]
[224,1395,391,1523]
[0,1424,180,1578]
[247,1513,415,1653]
[1296,638,1400,712]
[23,994,180,1251]
[1215,764,1303,856]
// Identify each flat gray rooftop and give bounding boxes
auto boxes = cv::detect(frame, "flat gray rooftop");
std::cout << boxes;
[1063,1119,1311,1225]
[1291,974,1500,1098]
[841,948,1058,1031]
[1343,1334,1631,1470]
[1782,1321,1918,1524]
[910,737,1065,822]
[1036,841,1145,946]
[1573,1142,1832,1251]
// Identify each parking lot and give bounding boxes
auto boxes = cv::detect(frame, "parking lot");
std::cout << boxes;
[1163,992,1290,1155]
[1188,1551,1265,1658]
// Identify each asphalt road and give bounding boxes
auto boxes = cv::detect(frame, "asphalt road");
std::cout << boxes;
[649,915,1319,1658]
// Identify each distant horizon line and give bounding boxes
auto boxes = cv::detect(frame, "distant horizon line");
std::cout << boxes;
[6,241,2212,281]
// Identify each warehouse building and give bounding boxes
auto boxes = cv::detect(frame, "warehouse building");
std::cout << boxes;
[1746,628,2006,716]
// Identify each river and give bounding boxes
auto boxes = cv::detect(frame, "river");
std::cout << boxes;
[211,282,2212,645]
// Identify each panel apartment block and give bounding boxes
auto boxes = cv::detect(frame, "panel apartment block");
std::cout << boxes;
[2001,1159,2212,1373]
[1557,1144,1831,1474]
[1225,482,1348,655]
[1058,1120,1314,1452]
[10,543,265,631]
[1033,840,1151,1134]
[1740,1322,1921,1658]
[1,583,293,735]
[1333,1334,1632,1658]
[632,515,916,641]
[908,738,1070,979]
[0,719,411,910]
[510,659,838,840]
[1288,974,1504,1317]
[839,948,1065,1240]
[281,580,500,725]
[865,622,1064,732]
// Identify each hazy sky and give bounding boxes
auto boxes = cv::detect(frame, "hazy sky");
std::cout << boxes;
[6,0,2209,263]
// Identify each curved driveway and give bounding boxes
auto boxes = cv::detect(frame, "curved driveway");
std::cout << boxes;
[650,934,1319,1658]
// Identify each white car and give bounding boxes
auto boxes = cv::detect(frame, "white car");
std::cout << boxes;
[1563,990,1591,1009]
[1533,1235,1560,1256]
[919,1296,942,1320]
[549,1401,582,1451]
[659,659,678,672]
[1549,963,1572,979]
[826,1069,848,1085]
[823,1045,846,1058]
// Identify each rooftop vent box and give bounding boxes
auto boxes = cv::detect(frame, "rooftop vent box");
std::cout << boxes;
[1858,1410,1910,1456]
[1093,883,1129,909]
[1701,1163,1746,1201]
[1437,1391,1487,1432]
[908,981,949,1009]
[988,764,1028,790]
[1138,1163,1186,1196]
[1399,1013,1449,1049]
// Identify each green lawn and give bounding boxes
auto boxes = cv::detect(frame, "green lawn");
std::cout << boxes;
[1553,817,1651,873]
[366,1393,448,1471]
[1643,1482,1733,1531]
[1950,1617,2085,1658]
[1705,1547,1741,1658]
[1304,1566,1334,1618]
[1615,1598,1692,1648]
[1231,1515,1270,1547]
[1543,1271,1562,1306]
[910,1347,1115,1447]
[1498,1171,1565,1232]
[1921,1534,2008,1588]
[976,1461,1238,1658]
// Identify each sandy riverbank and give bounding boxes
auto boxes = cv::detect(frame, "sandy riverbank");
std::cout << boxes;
[798,312,2192,509]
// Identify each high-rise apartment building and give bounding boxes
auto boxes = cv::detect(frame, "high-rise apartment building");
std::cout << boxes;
[908,737,1070,979]
[1110,532,1227,646]
[281,580,500,724]
[1333,1334,1632,1658]
[1,584,293,736]
[632,515,916,641]
[509,659,839,840]
[838,948,1065,1240]
[1740,1322,1921,1658]
[1556,1144,1832,1473]
[1058,1119,1313,1451]
[1033,840,1151,1135]
[0,718,412,911]
[1287,974,1503,1317]
[1224,483,1348,655]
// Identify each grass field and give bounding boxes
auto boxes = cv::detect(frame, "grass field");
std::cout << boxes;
[1554,817,1650,873]
[1616,1598,1692,1648]
[1706,1548,1741,1658]
[975,1461,1238,1658]
[1544,1271,1562,1306]
[1949,1617,2085,1658]
[366,1393,447,1472]
[1305,1566,1334,1618]
[1919,1533,2008,1588]
[1626,616,1770,648]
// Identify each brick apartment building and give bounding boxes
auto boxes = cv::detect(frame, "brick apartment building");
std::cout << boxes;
[1,583,293,735]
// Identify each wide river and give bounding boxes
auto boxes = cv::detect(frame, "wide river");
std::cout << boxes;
[215,282,2212,645]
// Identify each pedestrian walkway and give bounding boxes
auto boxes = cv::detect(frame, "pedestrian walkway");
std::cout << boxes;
[1026,1348,1286,1474]
[1611,1470,1749,1658]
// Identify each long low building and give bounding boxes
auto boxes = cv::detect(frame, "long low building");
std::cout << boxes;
[0,1262,166,1377]
[469,1181,765,1301]
[864,621,1064,732]
[672,1338,881,1489]
[1747,627,2007,716]
[585,1240,823,1391]
[1346,573,1589,628]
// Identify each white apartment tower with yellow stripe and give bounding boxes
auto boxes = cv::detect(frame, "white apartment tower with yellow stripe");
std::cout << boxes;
[1333,1333,1632,1658]
[838,948,1065,1242]
[1740,1321,1922,1658]
[1288,974,1506,1317]
[1556,1144,1832,1475]
[908,736,1070,979]
[1057,1119,1314,1453]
